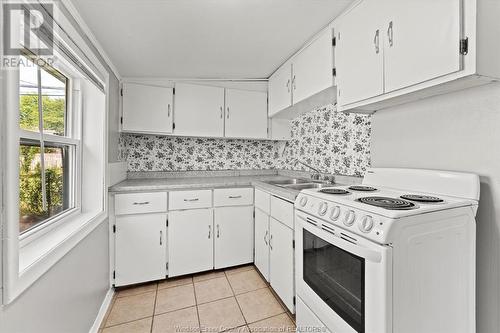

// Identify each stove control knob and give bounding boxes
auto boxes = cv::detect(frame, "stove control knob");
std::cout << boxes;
[299,196,308,207]
[344,210,356,226]
[318,202,328,216]
[359,216,374,233]
[330,206,341,221]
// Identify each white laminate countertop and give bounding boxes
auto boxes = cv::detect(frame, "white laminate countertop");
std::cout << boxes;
[109,175,302,201]
[109,170,362,202]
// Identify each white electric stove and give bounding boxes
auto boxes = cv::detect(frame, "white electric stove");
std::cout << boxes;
[294,168,479,333]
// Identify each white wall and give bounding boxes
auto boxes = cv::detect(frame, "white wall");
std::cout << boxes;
[0,222,109,333]
[371,83,500,333]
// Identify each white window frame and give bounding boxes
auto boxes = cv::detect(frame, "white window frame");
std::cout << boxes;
[1,0,110,305]
[17,52,83,246]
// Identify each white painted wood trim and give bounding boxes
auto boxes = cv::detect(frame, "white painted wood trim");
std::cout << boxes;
[89,288,114,333]
[62,0,122,80]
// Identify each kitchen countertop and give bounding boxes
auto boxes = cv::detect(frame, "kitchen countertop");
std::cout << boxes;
[109,170,362,202]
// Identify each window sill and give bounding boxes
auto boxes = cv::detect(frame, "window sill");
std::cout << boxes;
[6,211,107,303]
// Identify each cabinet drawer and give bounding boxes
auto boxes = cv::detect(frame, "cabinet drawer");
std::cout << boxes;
[169,190,212,210]
[214,188,253,207]
[255,188,271,214]
[270,196,294,229]
[115,192,167,215]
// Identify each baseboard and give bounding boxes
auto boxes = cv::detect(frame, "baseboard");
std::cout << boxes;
[89,288,114,333]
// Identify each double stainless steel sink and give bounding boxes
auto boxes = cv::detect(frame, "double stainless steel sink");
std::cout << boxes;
[264,178,332,191]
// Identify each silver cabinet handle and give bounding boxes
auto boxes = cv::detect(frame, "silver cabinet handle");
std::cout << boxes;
[374,29,380,54]
[264,230,268,245]
[217,224,220,238]
[226,107,230,119]
[133,201,150,205]
[160,230,163,245]
[286,79,290,93]
[183,198,199,202]
[387,21,393,47]
[228,195,242,199]
[167,104,171,117]
[208,225,211,239]
[292,75,296,91]
[269,234,273,250]
[220,106,223,119]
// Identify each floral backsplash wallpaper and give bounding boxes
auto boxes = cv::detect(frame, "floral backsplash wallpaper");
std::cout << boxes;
[119,104,371,176]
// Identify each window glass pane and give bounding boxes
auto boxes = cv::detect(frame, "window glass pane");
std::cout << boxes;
[18,55,67,136]
[41,67,66,136]
[19,141,72,234]
[19,56,40,133]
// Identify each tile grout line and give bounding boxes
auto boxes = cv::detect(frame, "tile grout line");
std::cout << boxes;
[150,282,159,333]
[192,280,202,332]
[226,270,249,326]
[103,315,154,330]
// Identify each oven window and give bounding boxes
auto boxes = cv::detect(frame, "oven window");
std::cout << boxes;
[303,229,365,333]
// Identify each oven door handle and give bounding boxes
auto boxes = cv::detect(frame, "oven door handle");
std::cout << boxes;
[297,214,383,263]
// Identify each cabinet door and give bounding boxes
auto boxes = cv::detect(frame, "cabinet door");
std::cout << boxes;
[122,83,173,134]
[268,62,292,116]
[115,214,167,286]
[214,206,254,269]
[254,208,270,282]
[225,89,268,139]
[292,29,334,104]
[168,209,214,277]
[269,218,294,312]
[336,0,384,106]
[174,83,225,137]
[384,0,462,92]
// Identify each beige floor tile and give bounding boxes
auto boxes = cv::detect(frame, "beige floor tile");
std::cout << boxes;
[223,325,250,333]
[116,281,158,298]
[195,276,234,304]
[198,297,246,332]
[193,270,226,282]
[152,306,199,333]
[156,284,196,315]
[236,288,284,324]
[225,265,255,276]
[102,317,152,333]
[248,313,296,333]
[158,275,193,290]
[227,270,267,295]
[106,291,156,327]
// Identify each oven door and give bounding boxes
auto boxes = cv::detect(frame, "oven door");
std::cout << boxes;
[295,211,392,333]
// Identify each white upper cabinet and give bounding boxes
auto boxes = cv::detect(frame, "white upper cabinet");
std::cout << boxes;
[268,61,293,117]
[225,89,268,139]
[122,83,173,134]
[336,0,384,105]
[174,83,225,137]
[292,29,334,104]
[383,0,462,92]
[268,28,335,118]
[337,0,500,112]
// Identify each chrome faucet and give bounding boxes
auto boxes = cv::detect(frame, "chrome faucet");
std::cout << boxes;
[293,159,335,183]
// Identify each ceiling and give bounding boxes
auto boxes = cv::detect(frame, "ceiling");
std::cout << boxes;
[72,0,353,79]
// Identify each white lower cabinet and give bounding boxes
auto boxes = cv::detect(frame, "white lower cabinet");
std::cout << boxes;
[254,207,270,281]
[214,206,254,269]
[269,217,295,312]
[115,213,167,286]
[254,189,295,313]
[168,209,214,277]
